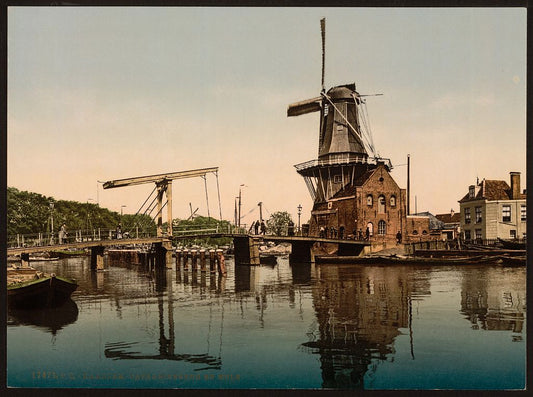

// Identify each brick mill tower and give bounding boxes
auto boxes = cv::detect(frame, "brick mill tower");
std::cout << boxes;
[288,19,407,241]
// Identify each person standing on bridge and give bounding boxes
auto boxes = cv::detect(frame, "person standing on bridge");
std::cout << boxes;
[116,224,122,239]
[254,220,260,235]
[59,223,67,244]
[260,221,266,235]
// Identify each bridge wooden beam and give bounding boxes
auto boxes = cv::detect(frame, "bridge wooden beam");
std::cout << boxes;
[102,167,219,189]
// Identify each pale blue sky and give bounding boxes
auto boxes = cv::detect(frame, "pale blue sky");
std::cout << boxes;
[8,7,526,224]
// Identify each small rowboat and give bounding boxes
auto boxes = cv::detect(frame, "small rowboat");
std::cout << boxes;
[7,268,78,308]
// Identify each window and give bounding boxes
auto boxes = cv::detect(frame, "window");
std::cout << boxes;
[475,229,482,241]
[469,185,475,198]
[502,205,511,222]
[367,195,373,206]
[521,205,526,221]
[390,195,396,207]
[464,208,471,224]
[475,206,482,223]
[378,195,386,214]
[412,230,418,235]
[324,104,329,116]
[422,230,428,235]
[510,230,517,239]
[464,230,471,240]
[378,220,387,235]
[333,175,342,184]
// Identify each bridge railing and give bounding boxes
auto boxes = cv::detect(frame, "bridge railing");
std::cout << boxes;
[7,228,159,249]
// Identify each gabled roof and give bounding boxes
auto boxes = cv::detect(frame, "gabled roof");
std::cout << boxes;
[411,212,445,230]
[459,179,526,203]
[435,213,461,223]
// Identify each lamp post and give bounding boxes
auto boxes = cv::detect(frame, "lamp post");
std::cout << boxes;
[121,205,126,218]
[297,204,302,235]
[87,199,94,238]
[49,202,54,245]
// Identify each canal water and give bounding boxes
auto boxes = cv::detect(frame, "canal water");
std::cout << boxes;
[7,256,526,390]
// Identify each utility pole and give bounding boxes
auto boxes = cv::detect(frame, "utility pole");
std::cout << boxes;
[258,202,263,223]
[407,154,410,215]
[297,204,302,235]
[238,184,245,228]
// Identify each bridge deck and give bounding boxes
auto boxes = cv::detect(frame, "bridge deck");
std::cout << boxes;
[8,234,368,256]
[7,237,170,255]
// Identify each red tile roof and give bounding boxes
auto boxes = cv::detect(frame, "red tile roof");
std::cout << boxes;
[459,179,526,203]
[435,213,461,223]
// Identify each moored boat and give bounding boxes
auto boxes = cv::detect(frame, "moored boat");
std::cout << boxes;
[315,255,505,265]
[497,238,526,250]
[7,268,78,308]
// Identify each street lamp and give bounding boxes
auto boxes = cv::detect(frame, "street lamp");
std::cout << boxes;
[121,205,127,218]
[297,204,302,235]
[49,202,54,244]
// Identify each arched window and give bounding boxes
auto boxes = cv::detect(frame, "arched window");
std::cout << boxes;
[378,195,386,214]
[422,230,428,235]
[366,222,373,237]
[390,195,396,207]
[412,230,418,235]
[366,195,373,206]
[378,220,387,235]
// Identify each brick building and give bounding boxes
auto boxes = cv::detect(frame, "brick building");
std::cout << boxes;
[308,162,407,242]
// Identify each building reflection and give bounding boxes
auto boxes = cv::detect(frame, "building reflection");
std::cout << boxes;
[304,265,430,388]
[459,267,525,333]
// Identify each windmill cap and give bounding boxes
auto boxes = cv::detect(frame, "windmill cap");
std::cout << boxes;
[327,83,358,100]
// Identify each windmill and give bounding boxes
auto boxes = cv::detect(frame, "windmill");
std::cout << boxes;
[289,18,391,204]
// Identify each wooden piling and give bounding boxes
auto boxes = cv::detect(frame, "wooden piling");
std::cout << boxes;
[176,249,182,271]
[191,249,198,272]
[183,249,189,270]
[209,249,216,273]
[199,249,207,272]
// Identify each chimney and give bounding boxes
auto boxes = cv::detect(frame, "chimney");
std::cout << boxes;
[510,172,521,199]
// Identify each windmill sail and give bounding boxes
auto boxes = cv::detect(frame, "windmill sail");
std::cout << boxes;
[287,96,322,117]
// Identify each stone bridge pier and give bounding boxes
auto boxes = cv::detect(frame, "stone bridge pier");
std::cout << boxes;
[233,236,260,265]
[90,246,105,271]
[289,241,315,263]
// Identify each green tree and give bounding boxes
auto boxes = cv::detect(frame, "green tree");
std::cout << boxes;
[266,211,293,236]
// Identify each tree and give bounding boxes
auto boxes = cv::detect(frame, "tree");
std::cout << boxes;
[266,211,293,236]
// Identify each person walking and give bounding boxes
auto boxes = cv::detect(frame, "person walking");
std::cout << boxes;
[260,221,266,235]
[59,223,67,244]
[254,220,260,235]
[396,231,402,244]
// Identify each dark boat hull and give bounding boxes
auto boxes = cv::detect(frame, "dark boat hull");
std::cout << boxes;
[8,276,78,308]
[497,238,526,250]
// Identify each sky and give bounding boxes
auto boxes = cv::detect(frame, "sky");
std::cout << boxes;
[7,7,527,227]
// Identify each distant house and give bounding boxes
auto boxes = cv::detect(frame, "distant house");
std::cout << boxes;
[458,172,526,241]
[407,212,443,240]
[435,210,461,240]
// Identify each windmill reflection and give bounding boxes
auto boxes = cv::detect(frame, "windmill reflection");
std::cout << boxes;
[302,265,430,389]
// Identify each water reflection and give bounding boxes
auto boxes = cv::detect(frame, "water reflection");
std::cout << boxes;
[303,265,431,388]
[8,298,79,336]
[8,256,526,389]
[459,267,525,333]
